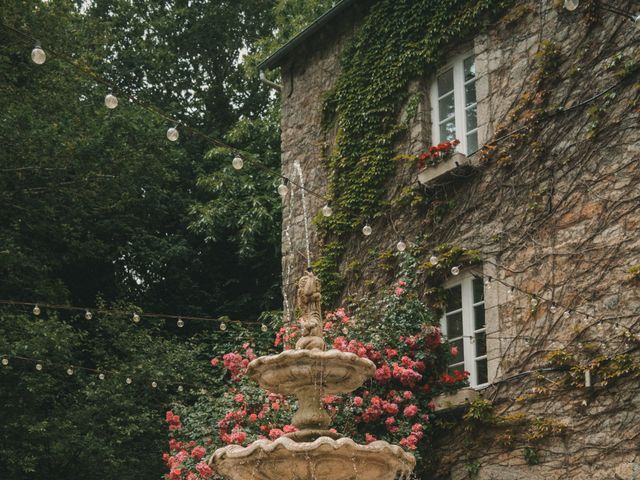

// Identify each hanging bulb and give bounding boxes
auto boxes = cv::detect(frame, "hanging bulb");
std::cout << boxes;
[33,304,41,316]
[177,385,184,393]
[396,240,406,252]
[126,377,132,384]
[35,363,43,371]
[550,304,558,314]
[220,322,227,331]
[322,204,333,217]
[104,93,118,109]
[1,357,8,366]
[67,368,74,376]
[177,318,184,328]
[451,266,460,276]
[362,224,372,236]
[261,323,268,332]
[31,43,46,64]
[563,310,571,319]
[277,183,288,197]
[563,0,579,11]
[85,310,93,320]
[530,298,538,307]
[132,313,140,323]
[151,381,158,388]
[429,255,439,266]
[167,127,179,142]
[98,373,105,380]
[232,156,244,170]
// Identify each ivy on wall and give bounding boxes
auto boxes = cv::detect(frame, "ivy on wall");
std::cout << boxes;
[314,0,509,305]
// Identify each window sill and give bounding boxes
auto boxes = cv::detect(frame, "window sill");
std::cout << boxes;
[432,386,479,412]
[417,152,478,185]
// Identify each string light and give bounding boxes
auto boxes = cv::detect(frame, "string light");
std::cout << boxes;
[98,373,105,380]
[322,205,333,217]
[362,224,372,236]
[35,363,43,371]
[177,385,184,392]
[132,313,140,323]
[220,322,227,331]
[167,127,179,142]
[550,304,558,314]
[126,377,132,384]
[277,183,289,197]
[531,297,538,307]
[2,357,9,366]
[451,266,460,276]
[85,310,93,320]
[104,93,118,109]
[66,368,74,375]
[232,156,244,170]
[396,239,407,252]
[429,255,439,266]
[177,318,184,328]
[563,310,571,319]
[261,323,268,332]
[33,304,40,316]
[31,42,46,64]
[151,381,158,388]
[563,0,579,11]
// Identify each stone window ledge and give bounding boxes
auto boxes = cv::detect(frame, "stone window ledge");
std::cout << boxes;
[432,386,480,412]
[417,152,479,185]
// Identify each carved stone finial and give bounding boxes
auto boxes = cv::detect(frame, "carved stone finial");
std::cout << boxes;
[295,269,326,351]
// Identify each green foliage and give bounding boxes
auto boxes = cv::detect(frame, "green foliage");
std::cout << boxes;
[465,461,481,476]
[314,0,509,305]
[523,446,540,465]
[463,398,496,428]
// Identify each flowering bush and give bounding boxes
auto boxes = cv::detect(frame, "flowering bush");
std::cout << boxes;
[163,254,468,478]
[416,139,460,169]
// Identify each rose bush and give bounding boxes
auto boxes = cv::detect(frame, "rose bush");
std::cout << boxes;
[163,254,468,478]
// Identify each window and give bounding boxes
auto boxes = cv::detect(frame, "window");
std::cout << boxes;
[430,52,478,155]
[441,274,488,387]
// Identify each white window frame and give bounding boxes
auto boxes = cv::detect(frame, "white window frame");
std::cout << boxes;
[430,50,478,156]
[440,272,488,388]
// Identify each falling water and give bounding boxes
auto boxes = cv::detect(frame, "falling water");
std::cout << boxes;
[293,160,312,268]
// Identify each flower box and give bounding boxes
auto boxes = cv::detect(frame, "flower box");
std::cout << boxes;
[417,152,476,185]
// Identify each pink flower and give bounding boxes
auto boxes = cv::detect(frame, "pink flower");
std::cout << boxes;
[168,468,182,480]
[234,393,245,403]
[196,462,213,479]
[411,423,423,432]
[450,346,459,357]
[398,280,407,287]
[384,402,399,415]
[394,287,404,296]
[187,473,198,480]
[403,405,418,417]
[191,446,206,461]
[269,428,284,440]
[248,413,258,422]
[353,396,363,407]
[403,391,413,400]
[365,433,377,444]
[283,424,298,433]
[210,357,219,367]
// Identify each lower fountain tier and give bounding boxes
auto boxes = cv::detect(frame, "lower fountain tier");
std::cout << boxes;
[246,349,376,396]
[209,436,416,480]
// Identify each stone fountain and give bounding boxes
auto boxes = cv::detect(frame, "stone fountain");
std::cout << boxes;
[209,268,416,480]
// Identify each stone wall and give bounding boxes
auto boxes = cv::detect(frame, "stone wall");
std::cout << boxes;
[277,1,640,478]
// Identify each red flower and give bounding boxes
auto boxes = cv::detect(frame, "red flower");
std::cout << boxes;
[353,396,363,407]
[403,405,418,417]
[196,462,213,479]
[365,433,377,444]
[191,446,206,461]
[210,357,220,367]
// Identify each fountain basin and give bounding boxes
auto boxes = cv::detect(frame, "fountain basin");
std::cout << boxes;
[210,436,416,480]
[247,349,375,396]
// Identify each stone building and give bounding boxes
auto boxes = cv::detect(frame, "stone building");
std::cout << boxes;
[259,0,640,478]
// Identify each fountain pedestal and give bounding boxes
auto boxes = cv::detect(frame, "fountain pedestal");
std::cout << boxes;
[209,269,416,480]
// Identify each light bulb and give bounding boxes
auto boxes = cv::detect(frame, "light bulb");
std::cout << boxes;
[451,266,460,276]
[36,363,43,371]
[429,255,439,266]
[132,313,140,323]
[126,377,132,384]
[177,385,184,392]
[277,183,288,196]
[98,373,105,380]
[167,127,179,142]
[232,156,244,170]
[85,310,93,320]
[33,304,41,316]
[104,93,118,109]
[67,368,74,376]
[151,381,158,388]
[396,240,406,252]
[220,322,227,331]
[531,298,538,307]
[31,45,46,64]
[563,0,579,11]
[1,358,8,366]
[362,224,372,236]
[342,327,349,335]
[177,318,184,328]
[550,304,558,313]
[322,205,333,217]
[261,323,268,332]
[563,310,571,319]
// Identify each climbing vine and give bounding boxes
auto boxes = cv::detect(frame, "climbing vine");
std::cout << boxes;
[314,0,510,305]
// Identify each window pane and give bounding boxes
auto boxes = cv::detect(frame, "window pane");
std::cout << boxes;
[475,331,487,357]
[445,285,462,311]
[467,131,478,154]
[474,305,485,331]
[437,68,454,95]
[465,81,476,107]
[472,278,484,303]
[446,311,463,338]
[466,105,477,131]
[476,358,488,384]
[450,337,464,361]
[439,119,456,142]
[438,93,455,121]
[464,56,476,82]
